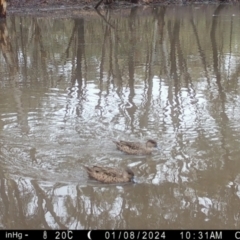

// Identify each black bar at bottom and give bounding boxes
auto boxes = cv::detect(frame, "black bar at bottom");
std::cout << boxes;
[1,230,239,240]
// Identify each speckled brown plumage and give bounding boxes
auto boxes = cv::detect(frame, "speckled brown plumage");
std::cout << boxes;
[113,139,159,155]
[83,165,134,183]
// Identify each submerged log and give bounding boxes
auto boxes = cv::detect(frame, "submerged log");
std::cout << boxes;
[0,0,7,18]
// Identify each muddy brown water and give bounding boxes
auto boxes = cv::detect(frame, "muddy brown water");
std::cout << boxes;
[0,4,240,229]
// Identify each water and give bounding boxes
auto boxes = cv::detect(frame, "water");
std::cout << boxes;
[0,4,240,229]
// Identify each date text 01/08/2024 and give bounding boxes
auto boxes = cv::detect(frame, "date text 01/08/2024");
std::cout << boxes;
[105,231,165,239]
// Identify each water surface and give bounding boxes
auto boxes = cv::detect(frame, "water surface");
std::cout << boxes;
[0,4,240,229]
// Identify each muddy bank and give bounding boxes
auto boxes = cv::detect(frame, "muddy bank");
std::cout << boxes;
[7,1,143,18]
[8,0,96,16]
[7,0,238,17]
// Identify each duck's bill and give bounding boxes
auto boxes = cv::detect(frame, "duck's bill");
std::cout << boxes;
[132,177,137,183]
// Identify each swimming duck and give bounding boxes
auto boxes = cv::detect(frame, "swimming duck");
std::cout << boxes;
[83,165,134,183]
[113,139,159,155]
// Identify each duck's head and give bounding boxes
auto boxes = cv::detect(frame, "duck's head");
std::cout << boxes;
[124,168,135,181]
[146,139,160,149]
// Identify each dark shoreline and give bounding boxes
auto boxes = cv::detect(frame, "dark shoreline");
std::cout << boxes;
[7,0,239,16]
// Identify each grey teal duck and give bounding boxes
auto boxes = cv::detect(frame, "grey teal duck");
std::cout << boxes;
[83,165,134,183]
[113,139,159,155]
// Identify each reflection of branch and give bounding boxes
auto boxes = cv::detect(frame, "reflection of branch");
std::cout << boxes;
[190,15,209,83]
[0,21,15,67]
[63,23,77,61]
[11,179,27,228]
[0,178,9,228]
[0,0,7,18]
[95,0,104,9]
[31,180,66,229]
[95,8,115,29]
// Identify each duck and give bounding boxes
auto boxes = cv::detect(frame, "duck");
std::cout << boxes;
[83,165,134,183]
[112,139,159,155]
